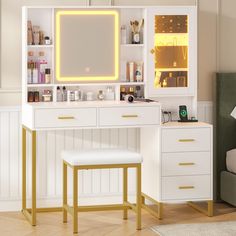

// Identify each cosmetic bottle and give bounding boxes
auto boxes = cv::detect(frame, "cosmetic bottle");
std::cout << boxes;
[32,63,38,84]
[121,25,127,44]
[57,86,63,102]
[135,62,143,82]
[45,68,51,84]
[120,87,126,100]
[105,87,115,100]
[62,86,67,101]
[27,51,34,84]
[37,51,47,84]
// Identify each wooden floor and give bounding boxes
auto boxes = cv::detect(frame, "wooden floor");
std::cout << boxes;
[0,203,235,236]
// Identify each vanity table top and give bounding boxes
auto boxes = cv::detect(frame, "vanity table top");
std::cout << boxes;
[162,121,212,128]
[24,100,161,109]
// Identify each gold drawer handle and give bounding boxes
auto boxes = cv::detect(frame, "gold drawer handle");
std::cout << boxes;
[178,162,195,166]
[58,116,75,120]
[178,139,195,142]
[179,186,195,190]
[122,115,138,118]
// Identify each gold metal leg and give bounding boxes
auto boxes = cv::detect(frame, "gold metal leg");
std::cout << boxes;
[208,200,213,217]
[123,167,128,220]
[157,202,163,220]
[63,162,68,223]
[136,164,142,230]
[188,200,214,217]
[31,131,37,226]
[141,193,163,220]
[73,167,78,234]
[22,127,26,211]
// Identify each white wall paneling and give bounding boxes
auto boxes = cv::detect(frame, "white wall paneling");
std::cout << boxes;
[0,102,212,211]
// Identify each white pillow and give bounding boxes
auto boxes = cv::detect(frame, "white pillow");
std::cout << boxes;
[226,149,236,174]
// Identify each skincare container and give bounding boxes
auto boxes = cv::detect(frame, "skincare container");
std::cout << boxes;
[45,68,51,84]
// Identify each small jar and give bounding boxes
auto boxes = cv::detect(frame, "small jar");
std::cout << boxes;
[97,90,105,101]
[44,36,51,45]
[132,32,140,44]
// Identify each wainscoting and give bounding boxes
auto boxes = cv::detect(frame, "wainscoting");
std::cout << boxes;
[0,102,213,211]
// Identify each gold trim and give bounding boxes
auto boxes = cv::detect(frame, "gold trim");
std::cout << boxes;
[122,115,138,118]
[22,127,26,210]
[32,131,37,226]
[179,186,195,189]
[136,164,142,230]
[178,139,195,142]
[150,48,155,54]
[58,116,75,120]
[178,162,195,166]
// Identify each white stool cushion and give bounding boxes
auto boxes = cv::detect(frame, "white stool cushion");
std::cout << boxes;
[61,148,143,166]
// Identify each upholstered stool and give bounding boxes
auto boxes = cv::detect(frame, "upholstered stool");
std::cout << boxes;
[61,148,143,234]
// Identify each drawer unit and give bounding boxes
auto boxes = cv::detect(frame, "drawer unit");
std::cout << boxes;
[162,128,211,152]
[99,106,160,127]
[162,175,211,200]
[35,108,97,128]
[162,152,211,176]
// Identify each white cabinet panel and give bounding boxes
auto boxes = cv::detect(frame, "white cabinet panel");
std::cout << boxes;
[99,106,160,127]
[162,127,211,152]
[162,152,211,176]
[162,175,211,200]
[35,108,97,128]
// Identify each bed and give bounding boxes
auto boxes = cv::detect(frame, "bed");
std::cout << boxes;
[216,73,236,206]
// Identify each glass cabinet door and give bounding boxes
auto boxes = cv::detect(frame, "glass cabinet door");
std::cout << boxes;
[146,7,197,97]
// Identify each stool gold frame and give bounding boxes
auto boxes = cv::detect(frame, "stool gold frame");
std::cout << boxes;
[63,160,142,234]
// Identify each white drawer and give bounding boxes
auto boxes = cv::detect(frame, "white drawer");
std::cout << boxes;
[162,128,211,152]
[162,152,211,176]
[99,106,160,127]
[162,175,211,201]
[35,108,97,128]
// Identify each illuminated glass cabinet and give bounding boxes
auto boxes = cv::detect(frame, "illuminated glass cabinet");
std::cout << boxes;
[146,7,197,97]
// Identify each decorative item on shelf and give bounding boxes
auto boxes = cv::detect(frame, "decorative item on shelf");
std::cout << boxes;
[121,25,127,44]
[62,86,67,101]
[166,72,177,87]
[27,20,33,45]
[39,31,44,45]
[127,62,134,82]
[135,85,142,98]
[44,36,51,45]
[124,94,134,103]
[177,76,187,87]
[32,25,40,45]
[37,51,47,84]
[120,87,126,100]
[34,91,40,102]
[42,90,52,102]
[27,51,35,84]
[135,62,143,82]
[86,91,94,101]
[57,86,63,102]
[97,90,105,101]
[105,86,115,100]
[120,61,127,82]
[45,68,51,84]
[128,86,135,96]
[130,19,144,44]
[28,91,34,102]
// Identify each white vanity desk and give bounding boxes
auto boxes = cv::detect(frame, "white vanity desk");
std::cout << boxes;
[21,100,161,225]
[22,101,213,226]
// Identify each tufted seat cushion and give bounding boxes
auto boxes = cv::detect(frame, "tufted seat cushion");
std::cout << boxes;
[61,148,143,166]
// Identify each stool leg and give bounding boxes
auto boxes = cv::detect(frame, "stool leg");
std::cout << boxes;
[63,162,67,223]
[136,164,142,230]
[73,167,78,234]
[123,167,128,220]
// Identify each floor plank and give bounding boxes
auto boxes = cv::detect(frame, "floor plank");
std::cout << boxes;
[0,203,235,236]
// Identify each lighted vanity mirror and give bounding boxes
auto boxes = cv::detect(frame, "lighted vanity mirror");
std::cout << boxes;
[55,10,119,82]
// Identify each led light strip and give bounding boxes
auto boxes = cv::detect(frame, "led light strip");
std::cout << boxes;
[56,10,119,82]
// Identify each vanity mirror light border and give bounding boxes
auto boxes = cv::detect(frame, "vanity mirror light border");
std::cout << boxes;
[55,10,119,82]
